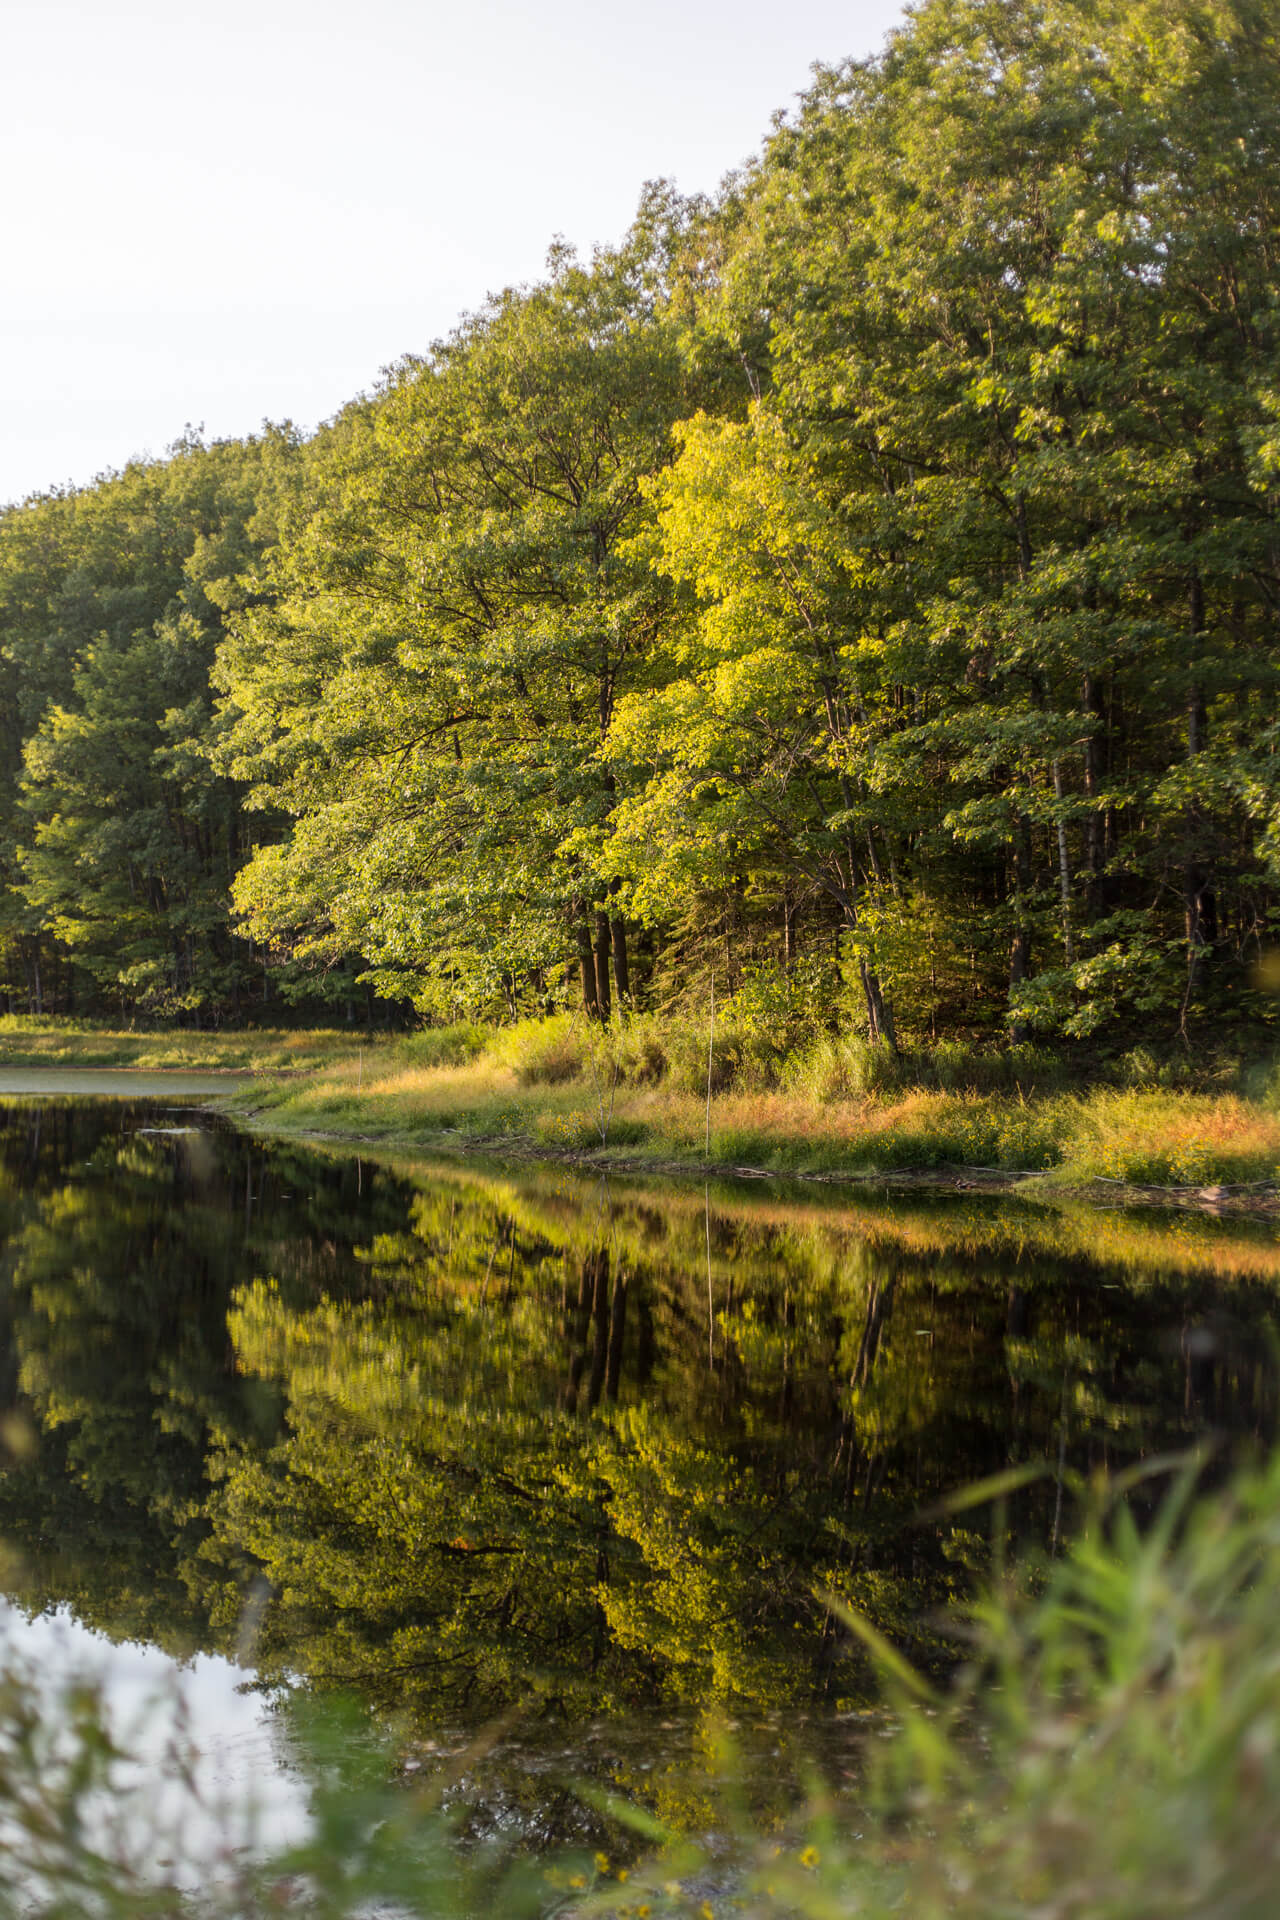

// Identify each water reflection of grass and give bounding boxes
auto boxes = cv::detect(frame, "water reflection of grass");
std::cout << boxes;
[281,1136,1280,1290]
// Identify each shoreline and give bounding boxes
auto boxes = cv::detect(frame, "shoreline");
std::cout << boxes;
[223,1103,1280,1217]
[3,1023,1280,1218]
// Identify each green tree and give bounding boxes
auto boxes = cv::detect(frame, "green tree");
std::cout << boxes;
[612,0,1280,1044]
[0,429,302,1018]
[216,218,701,1021]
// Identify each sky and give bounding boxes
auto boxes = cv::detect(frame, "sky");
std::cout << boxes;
[2,0,905,507]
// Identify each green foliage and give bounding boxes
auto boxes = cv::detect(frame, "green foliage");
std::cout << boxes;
[604,0,1280,1045]
[8,0,1280,1057]
[0,428,305,1021]
[213,225,704,1022]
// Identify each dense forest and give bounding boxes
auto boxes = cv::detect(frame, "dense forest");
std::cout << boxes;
[3,0,1280,1054]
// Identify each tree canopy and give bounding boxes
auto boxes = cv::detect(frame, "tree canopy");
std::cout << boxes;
[3,0,1279,1048]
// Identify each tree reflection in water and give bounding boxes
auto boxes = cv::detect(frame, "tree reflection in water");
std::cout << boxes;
[0,1099,1276,1838]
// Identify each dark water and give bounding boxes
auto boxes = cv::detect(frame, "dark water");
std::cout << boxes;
[0,1095,1277,1846]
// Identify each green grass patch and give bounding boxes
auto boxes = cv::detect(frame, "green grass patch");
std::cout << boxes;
[0,1015,367,1074]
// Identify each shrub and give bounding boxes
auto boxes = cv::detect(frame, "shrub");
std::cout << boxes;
[603,1014,670,1086]
[783,1033,909,1102]
[659,1015,740,1094]
[487,1014,587,1085]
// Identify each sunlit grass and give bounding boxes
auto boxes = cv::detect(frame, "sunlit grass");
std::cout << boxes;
[0,1015,363,1074]
[6,1017,1280,1190]
[228,1061,1280,1190]
[1056,1088,1280,1186]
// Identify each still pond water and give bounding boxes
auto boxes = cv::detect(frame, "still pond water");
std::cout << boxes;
[0,1086,1277,1849]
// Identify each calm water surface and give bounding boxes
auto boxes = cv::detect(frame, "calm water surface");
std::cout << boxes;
[0,1091,1276,1847]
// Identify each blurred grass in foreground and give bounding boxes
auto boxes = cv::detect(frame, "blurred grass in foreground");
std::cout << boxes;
[2,1452,1280,1915]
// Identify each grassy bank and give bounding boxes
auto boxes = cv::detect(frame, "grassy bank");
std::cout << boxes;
[4,1015,1280,1191]
[0,1014,364,1073]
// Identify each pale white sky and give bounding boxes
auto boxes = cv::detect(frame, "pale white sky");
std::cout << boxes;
[0,1603,307,1880]
[2,0,905,507]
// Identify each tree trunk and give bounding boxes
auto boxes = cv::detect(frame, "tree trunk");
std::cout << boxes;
[836,886,897,1048]
[783,890,798,972]
[576,913,600,1020]
[606,1264,627,1400]
[1182,575,1214,1029]
[1083,671,1106,912]
[1009,815,1033,1042]
[586,1247,610,1411]
[835,780,896,1047]
[852,939,896,1051]
[594,912,612,1021]
[1051,760,1075,964]
[610,916,630,1009]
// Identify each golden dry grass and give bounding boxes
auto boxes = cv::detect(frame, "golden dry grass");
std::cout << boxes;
[7,1018,1280,1192]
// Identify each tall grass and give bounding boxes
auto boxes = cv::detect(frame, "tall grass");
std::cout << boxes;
[1056,1087,1280,1186]
[8,1015,1280,1187]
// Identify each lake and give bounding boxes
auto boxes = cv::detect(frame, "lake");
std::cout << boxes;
[0,1085,1276,1854]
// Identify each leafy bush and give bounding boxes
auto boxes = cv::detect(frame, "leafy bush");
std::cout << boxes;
[488,1015,588,1085]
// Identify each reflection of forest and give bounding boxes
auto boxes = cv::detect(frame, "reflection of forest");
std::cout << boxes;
[0,1102,1277,1738]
